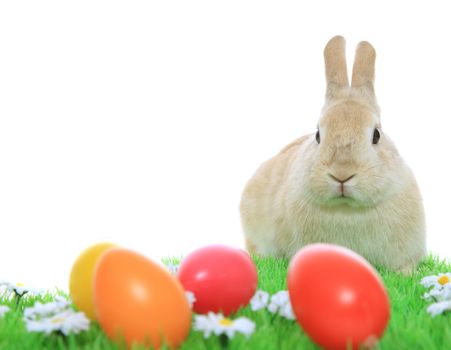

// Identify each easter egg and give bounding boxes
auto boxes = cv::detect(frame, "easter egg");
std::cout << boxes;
[178,244,258,315]
[288,244,390,350]
[94,248,191,349]
[69,242,117,320]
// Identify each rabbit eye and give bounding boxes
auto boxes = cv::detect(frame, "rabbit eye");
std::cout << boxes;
[315,130,321,144]
[372,128,381,144]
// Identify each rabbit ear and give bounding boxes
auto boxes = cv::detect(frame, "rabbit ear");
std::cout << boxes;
[351,41,376,96]
[324,36,349,100]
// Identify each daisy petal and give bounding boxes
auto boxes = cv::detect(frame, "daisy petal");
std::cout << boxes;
[250,290,269,311]
[59,311,90,335]
[266,290,295,320]
[420,275,440,288]
[24,298,71,320]
[231,317,256,338]
[193,313,218,338]
[423,284,451,302]
[185,291,196,309]
[426,300,451,317]
[0,305,10,318]
[279,302,296,320]
[165,262,180,275]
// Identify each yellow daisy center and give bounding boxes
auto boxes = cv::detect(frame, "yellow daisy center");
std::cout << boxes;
[16,283,24,287]
[219,318,233,327]
[438,275,450,285]
[51,317,65,324]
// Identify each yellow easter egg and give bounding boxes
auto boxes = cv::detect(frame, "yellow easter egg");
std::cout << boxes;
[69,242,117,320]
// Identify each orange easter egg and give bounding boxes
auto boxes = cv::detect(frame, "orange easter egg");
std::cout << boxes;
[94,248,191,349]
[69,242,117,320]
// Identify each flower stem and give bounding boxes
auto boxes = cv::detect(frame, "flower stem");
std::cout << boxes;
[14,292,24,307]
[219,334,229,349]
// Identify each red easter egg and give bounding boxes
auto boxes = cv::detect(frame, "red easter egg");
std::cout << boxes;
[178,245,258,316]
[288,244,390,350]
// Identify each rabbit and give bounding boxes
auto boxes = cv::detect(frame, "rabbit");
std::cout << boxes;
[240,36,426,273]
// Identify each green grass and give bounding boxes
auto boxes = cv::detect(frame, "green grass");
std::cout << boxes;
[1,255,450,350]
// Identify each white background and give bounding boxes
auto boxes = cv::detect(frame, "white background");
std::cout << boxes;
[1,1,450,291]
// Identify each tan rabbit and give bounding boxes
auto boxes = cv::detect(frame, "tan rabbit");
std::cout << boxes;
[240,36,426,272]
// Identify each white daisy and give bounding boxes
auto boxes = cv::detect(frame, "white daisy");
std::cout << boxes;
[267,291,296,320]
[185,291,196,309]
[250,290,269,311]
[25,310,89,335]
[0,305,10,318]
[423,284,451,302]
[194,312,255,339]
[24,296,71,320]
[426,300,451,317]
[4,282,43,297]
[23,297,90,335]
[420,273,451,289]
[25,309,90,335]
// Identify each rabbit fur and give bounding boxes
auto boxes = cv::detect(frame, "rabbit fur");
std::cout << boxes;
[240,36,426,273]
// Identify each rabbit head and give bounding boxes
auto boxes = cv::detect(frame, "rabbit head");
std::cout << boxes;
[303,36,406,208]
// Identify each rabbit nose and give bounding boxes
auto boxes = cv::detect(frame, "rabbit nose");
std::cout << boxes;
[328,173,356,184]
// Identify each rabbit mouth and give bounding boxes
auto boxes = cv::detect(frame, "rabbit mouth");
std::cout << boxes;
[331,184,353,199]
[323,184,362,206]
[333,186,357,201]
[325,195,361,208]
